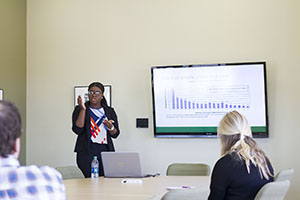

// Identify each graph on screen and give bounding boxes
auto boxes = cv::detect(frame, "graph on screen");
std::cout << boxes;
[166,85,250,111]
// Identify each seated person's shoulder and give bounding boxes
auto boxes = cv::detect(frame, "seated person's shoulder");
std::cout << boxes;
[16,165,63,183]
[39,166,63,177]
[1,165,65,200]
[215,152,242,168]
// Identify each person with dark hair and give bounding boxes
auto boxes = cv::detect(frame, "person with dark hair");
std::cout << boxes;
[72,82,120,177]
[0,100,65,199]
[208,111,274,200]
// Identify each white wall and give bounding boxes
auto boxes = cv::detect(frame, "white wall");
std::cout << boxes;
[27,0,300,199]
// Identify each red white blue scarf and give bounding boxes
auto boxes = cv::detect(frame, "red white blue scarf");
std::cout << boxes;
[89,108,107,144]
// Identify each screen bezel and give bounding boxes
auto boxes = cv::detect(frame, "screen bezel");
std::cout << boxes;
[151,61,269,138]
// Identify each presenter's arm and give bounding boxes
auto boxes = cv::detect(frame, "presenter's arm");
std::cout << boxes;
[104,107,120,138]
[75,96,86,128]
[72,96,86,135]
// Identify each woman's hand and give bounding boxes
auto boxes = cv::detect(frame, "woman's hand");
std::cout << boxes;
[103,119,114,129]
[103,119,117,135]
[77,96,86,110]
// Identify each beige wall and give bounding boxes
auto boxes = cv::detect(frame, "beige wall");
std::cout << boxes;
[0,0,26,165]
[27,0,300,199]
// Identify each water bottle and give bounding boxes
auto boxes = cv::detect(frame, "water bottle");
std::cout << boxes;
[91,156,99,178]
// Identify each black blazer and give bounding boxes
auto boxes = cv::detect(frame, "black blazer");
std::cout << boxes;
[72,102,120,153]
[208,152,274,200]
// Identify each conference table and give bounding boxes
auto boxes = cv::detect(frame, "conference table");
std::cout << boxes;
[64,176,210,200]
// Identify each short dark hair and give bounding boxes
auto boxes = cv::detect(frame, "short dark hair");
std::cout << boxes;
[0,101,22,157]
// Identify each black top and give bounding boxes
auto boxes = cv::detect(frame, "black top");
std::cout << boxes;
[72,102,120,153]
[208,152,274,200]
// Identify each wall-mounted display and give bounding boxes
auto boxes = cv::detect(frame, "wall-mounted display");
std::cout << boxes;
[74,85,111,107]
[151,62,268,138]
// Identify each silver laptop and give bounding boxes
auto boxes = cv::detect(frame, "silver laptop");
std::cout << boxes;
[101,152,145,178]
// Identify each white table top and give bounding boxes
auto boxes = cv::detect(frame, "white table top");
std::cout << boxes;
[64,176,210,200]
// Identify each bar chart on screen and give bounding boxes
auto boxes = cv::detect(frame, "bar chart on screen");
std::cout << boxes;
[165,85,251,111]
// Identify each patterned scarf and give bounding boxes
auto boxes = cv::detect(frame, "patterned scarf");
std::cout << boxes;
[89,108,107,144]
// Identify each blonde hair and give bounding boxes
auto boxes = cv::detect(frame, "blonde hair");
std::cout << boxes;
[218,111,273,180]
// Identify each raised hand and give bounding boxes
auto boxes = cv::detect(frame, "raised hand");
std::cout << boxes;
[77,96,86,110]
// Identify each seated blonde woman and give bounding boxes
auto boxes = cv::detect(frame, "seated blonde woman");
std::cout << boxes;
[208,111,274,200]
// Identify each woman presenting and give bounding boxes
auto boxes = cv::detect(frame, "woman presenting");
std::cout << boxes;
[72,82,120,177]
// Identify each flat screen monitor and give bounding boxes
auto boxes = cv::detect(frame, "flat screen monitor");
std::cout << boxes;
[151,62,268,138]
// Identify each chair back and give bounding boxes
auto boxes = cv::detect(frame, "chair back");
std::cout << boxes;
[55,165,84,180]
[161,187,209,200]
[254,180,290,200]
[274,168,294,182]
[166,163,210,176]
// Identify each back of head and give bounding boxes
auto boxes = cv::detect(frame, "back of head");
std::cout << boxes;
[0,101,22,157]
[218,111,273,180]
[218,111,252,155]
[218,110,252,137]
